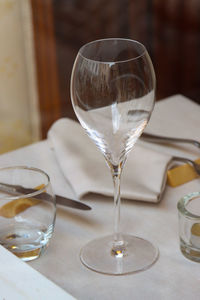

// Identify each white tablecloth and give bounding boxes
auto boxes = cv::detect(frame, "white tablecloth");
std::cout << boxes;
[1,94,200,299]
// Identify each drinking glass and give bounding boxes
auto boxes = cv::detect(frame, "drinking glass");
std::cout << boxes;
[71,38,157,274]
[0,166,56,261]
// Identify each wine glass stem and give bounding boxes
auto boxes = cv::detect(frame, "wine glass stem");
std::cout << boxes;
[111,163,125,256]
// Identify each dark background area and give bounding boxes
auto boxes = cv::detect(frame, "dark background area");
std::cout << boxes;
[31,0,200,136]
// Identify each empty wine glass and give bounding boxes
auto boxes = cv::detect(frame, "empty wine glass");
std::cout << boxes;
[70,38,158,275]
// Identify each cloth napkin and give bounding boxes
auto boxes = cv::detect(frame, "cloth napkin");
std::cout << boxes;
[48,118,172,203]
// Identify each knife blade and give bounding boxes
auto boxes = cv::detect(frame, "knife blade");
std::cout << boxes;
[55,194,91,210]
[0,182,91,211]
[141,132,200,148]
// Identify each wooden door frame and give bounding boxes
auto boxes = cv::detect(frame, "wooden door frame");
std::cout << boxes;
[30,0,61,138]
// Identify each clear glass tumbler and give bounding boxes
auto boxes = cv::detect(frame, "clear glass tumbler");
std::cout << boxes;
[0,166,56,261]
[178,191,200,262]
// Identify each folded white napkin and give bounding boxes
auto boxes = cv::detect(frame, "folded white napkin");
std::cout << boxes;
[48,118,172,203]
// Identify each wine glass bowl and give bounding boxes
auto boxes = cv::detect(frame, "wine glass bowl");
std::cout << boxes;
[71,38,158,275]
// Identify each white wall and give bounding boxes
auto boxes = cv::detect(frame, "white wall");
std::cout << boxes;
[0,0,40,153]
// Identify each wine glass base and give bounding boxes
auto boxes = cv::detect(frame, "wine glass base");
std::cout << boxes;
[80,234,158,275]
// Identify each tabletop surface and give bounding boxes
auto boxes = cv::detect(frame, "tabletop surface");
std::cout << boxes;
[1,95,200,300]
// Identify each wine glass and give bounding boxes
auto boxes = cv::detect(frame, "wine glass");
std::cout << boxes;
[70,38,157,275]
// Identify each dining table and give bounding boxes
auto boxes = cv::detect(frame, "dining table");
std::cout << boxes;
[1,94,200,299]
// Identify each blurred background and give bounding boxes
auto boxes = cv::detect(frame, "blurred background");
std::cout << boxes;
[1,0,200,153]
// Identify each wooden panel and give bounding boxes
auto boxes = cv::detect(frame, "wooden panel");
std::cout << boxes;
[153,0,200,101]
[31,0,62,138]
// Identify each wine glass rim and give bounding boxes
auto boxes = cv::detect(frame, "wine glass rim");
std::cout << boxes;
[78,38,147,64]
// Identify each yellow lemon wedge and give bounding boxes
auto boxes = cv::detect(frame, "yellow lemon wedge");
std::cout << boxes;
[191,223,200,237]
[167,158,200,187]
[0,184,45,218]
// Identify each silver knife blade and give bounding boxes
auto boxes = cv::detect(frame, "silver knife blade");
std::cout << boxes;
[141,132,200,148]
[56,194,91,210]
[0,182,91,211]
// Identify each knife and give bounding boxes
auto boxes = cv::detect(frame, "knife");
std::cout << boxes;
[141,132,200,149]
[0,182,91,211]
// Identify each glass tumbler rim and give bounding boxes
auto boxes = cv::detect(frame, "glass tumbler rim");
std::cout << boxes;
[0,165,51,200]
[177,191,200,219]
[78,37,147,64]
